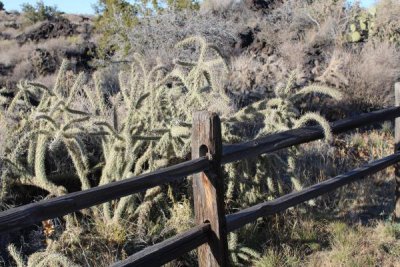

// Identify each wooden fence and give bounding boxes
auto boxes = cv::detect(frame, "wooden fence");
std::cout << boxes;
[1,83,400,266]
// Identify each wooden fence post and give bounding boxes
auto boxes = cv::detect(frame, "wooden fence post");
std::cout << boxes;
[395,82,400,220]
[192,111,229,267]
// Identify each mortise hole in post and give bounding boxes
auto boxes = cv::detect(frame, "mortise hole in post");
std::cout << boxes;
[199,144,209,157]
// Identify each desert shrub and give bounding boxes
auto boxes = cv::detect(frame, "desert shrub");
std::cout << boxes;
[345,41,400,107]
[21,1,61,24]
[0,1,4,11]
[125,9,240,63]
[373,0,400,44]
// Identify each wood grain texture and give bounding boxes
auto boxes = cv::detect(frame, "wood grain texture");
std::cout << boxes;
[222,106,400,164]
[395,83,400,220]
[0,157,209,234]
[111,223,211,267]
[226,153,400,232]
[192,111,229,267]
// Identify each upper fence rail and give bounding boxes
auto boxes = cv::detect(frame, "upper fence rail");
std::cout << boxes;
[222,106,400,164]
[1,106,400,235]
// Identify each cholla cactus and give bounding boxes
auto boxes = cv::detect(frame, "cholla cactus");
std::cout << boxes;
[228,232,261,266]
[223,71,342,207]
[172,36,231,116]
[8,244,80,267]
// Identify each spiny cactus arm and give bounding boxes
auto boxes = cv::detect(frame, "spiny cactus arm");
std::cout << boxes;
[1,157,32,178]
[174,59,197,67]
[112,194,134,223]
[290,85,343,101]
[137,190,165,237]
[122,141,142,178]
[169,69,191,91]
[11,129,50,159]
[27,140,36,169]
[0,87,13,94]
[135,92,150,109]
[0,95,8,105]
[294,112,333,142]
[133,145,152,175]
[170,125,191,138]
[148,65,169,84]
[62,116,90,131]
[132,53,148,81]
[7,244,26,267]
[205,44,229,71]
[27,82,55,97]
[93,121,123,140]
[35,135,50,185]
[93,72,107,114]
[118,71,130,104]
[153,132,171,155]
[53,59,69,98]
[65,72,85,106]
[63,106,92,116]
[28,252,80,267]
[64,139,90,190]
[35,114,59,131]
[274,71,297,98]
[175,36,207,63]
[7,90,25,112]
[48,99,66,115]
[26,252,47,267]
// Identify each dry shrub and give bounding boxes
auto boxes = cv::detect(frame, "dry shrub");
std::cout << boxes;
[0,41,36,66]
[227,53,288,105]
[126,10,240,63]
[10,59,34,81]
[345,41,400,107]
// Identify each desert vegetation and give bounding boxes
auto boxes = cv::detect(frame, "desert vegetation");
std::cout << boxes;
[0,0,400,266]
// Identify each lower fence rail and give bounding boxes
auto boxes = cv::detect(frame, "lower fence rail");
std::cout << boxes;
[111,223,211,267]
[115,152,400,267]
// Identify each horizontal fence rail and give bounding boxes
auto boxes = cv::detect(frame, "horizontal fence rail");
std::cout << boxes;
[111,223,211,267]
[222,106,400,164]
[226,152,400,232]
[0,157,209,234]
[112,152,400,266]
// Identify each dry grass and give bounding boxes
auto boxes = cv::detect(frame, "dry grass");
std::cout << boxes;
[345,41,400,107]
[307,221,400,267]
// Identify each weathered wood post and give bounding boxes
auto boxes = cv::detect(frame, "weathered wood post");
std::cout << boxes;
[192,111,229,267]
[395,82,400,220]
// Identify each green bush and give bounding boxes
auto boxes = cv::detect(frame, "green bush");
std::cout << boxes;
[21,0,60,24]
[93,0,139,60]
[0,1,4,11]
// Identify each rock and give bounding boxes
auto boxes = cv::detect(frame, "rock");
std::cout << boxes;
[236,28,255,49]
[16,18,78,43]
[244,0,283,11]
[62,42,97,71]
[0,64,13,76]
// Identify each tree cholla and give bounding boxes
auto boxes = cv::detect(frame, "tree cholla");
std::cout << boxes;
[0,36,342,266]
